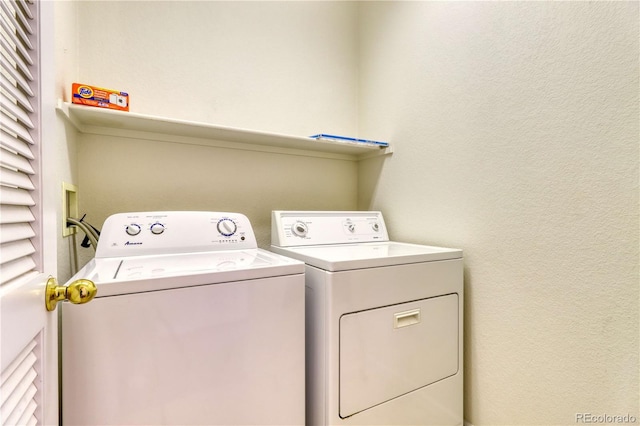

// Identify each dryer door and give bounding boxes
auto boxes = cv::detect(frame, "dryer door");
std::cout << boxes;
[339,294,459,418]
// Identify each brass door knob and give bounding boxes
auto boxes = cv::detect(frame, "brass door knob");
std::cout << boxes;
[45,277,97,311]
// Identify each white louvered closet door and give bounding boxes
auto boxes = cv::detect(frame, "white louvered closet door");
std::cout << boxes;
[0,1,58,425]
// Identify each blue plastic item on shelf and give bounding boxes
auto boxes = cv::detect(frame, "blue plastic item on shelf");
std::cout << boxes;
[309,133,389,147]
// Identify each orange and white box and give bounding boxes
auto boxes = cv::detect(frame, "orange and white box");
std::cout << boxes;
[71,83,129,111]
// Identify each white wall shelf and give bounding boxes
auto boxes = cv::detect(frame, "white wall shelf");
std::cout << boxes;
[56,101,393,161]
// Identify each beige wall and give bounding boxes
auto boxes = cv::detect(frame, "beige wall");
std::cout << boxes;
[56,1,361,274]
[54,1,639,424]
[75,1,359,136]
[77,134,357,249]
[358,2,639,425]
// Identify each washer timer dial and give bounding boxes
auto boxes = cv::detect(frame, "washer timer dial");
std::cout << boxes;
[150,222,165,235]
[217,218,238,237]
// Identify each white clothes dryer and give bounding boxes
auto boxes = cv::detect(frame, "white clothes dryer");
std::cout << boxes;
[270,211,463,426]
[62,211,305,426]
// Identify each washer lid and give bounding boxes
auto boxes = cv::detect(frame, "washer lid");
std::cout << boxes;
[72,249,304,297]
[270,241,462,272]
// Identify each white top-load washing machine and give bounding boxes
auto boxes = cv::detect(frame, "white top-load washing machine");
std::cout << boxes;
[270,211,463,426]
[62,211,305,426]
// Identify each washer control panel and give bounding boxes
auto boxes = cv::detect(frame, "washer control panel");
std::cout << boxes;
[271,211,389,247]
[96,211,258,258]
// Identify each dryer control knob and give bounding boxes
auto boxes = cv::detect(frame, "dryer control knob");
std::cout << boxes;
[126,224,141,236]
[150,223,165,235]
[347,223,356,233]
[291,221,308,237]
[372,222,380,232]
[217,218,237,237]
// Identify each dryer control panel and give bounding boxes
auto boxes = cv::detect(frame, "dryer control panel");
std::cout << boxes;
[96,211,258,258]
[271,211,389,247]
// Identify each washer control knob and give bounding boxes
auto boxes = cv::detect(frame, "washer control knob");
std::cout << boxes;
[372,222,380,232]
[150,223,165,235]
[217,218,237,237]
[291,221,308,237]
[125,223,141,236]
[347,223,356,233]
